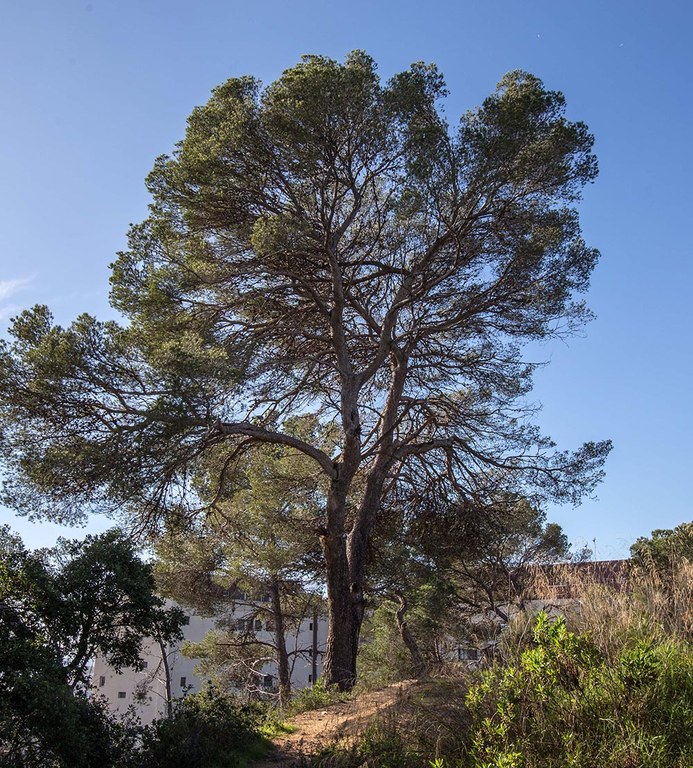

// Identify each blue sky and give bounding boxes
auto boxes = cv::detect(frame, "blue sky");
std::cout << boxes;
[1,0,691,556]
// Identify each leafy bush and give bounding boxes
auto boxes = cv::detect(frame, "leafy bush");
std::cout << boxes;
[466,612,693,768]
[137,685,266,768]
[284,677,350,716]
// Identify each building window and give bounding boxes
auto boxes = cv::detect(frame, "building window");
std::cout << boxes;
[263,674,273,688]
[308,649,313,657]
[117,691,126,699]
[180,677,187,688]
[99,676,106,687]
[308,674,312,683]
[141,661,148,669]
[254,619,262,631]
[309,622,313,631]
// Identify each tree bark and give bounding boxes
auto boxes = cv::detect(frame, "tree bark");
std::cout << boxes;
[394,591,427,679]
[269,576,291,706]
[321,530,358,689]
[311,607,318,684]
[321,475,380,690]
[156,636,173,719]
[321,353,408,690]
[320,388,363,690]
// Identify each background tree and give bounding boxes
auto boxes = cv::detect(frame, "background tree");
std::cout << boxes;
[411,495,574,649]
[0,527,181,766]
[155,439,325,704]
[357,577,456,684]
[630,521,693,574]
[47,530,186,691]
[155,526,321,705]
[0,53,610,688]
[365,491,573,673]
[365,498,448,679]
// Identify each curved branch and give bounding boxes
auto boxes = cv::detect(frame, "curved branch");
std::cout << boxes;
[214,420,336,479]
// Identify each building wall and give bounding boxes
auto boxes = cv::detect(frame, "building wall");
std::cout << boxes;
[92,602,327,725]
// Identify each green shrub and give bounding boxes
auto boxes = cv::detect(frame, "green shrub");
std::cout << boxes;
[285,677,350,716]
[137,685,266,768]
[310,564,692,767]
[466,612,693,768]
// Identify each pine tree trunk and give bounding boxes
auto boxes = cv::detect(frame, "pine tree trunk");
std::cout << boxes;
[320,464,394,688]
[321,531,359,690]
[319,357,403,690]
[270,577,291,706]
[156,637,173,719]
[311,607,318,684]
[394,591,426,679]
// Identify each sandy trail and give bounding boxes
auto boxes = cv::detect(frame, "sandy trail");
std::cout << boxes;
[254,680,418,767]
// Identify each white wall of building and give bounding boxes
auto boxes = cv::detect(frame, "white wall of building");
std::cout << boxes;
[92,602,327,725]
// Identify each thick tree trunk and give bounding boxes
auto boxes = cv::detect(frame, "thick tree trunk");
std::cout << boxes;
[321,506,377,689]
[394,591,427,679]
[320,352,407,690]
[321,531,360,690]
[321,446,400,688]
[269,577,291,706]
[320,423,364,690]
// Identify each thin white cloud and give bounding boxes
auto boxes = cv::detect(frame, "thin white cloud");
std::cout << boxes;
[0,277,31,303]
[0,277,33,326]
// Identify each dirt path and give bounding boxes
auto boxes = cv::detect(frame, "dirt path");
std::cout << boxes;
[254,680,419,767]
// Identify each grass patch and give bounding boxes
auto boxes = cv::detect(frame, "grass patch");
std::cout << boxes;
[284,678,353,716]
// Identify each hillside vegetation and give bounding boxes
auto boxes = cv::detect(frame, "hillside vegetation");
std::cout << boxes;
[258,560,692,768]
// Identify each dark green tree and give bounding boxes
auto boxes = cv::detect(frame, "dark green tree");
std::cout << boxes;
[414,495,573,625]
[0,527,182,765]
[365,497,445,679]
[0,53,610,688]
[48,530,186,690]
[630,522,693,574]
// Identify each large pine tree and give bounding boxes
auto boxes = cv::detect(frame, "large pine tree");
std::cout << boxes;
[0,52,610,688]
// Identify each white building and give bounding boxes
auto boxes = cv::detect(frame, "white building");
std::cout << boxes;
[93,601,327,724]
